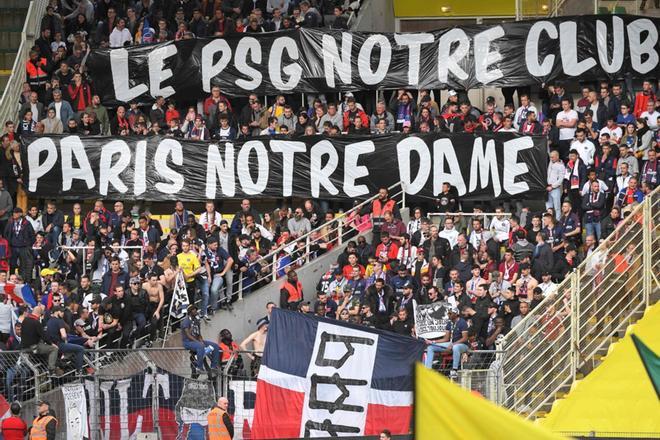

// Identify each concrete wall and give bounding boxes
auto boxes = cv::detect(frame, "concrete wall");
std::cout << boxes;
[352,0,395,32]
[165,232,372,345]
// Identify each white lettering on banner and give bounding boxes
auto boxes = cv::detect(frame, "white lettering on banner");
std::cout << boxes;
[433,138,466,196]
[310,140,340,198]
[343,140,374,197]
[237,141,269,195]
[201,38,232,93]
[596,17,625,74]
[503,137,534,195]
[323,33,353,88]
[469,138,501,197]
[153,139,184,194]
[300,322,378,437]
[60,136,95,191]
[61,384,89,440]
[393,33,435,87]
[148,44,177,98]
[269,37,302,91]
[270,140,307,197]
[474,26,505,84]
[357,35,392,85]
[27,137,57,192]
[206,143,236,198]
[235,37,263,90]
[99,140,131,195]
[525,21,558,77]
[110,48,148,102]
[229,380,257,439]
[627,18,659,74]
[437,28,470,82]
[560,21,597,76]
[134,140,147,196]
[396,137,431,194]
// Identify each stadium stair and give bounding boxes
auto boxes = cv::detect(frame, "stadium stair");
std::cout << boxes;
[500,185,660,422]
[0,0,28,97]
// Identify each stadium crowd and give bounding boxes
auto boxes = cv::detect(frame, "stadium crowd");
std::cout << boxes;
[0,0,658,388]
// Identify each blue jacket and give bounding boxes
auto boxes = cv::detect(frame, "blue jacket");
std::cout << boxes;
[48,100,74,123]
[4,217,35,248]
[101,269,130,296]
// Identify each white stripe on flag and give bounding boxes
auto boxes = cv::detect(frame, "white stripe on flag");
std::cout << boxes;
[368,388,413,406]
[257,365,307,393]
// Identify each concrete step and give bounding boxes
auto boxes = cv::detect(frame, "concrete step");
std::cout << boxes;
[0,52,16,71]
[0,8,27,30]
[0,72,10,96]
[0,31,22,50]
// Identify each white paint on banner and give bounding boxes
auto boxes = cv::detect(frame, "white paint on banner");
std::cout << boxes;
[62,383,89,440]
[300,322,378,437]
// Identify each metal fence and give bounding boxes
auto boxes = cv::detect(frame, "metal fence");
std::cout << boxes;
[0,0,48,128]
[498,185,660,419]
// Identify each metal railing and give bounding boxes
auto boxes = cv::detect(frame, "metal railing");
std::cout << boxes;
[0,0,48,128]
[498,185,659,419]
[160,181,407,343]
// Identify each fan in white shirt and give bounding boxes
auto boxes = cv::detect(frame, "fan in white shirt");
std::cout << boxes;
[555,99,578,140]
[570,129,596,166]
[109,19,133,48]
[640,103,660,130]
[438,217,459,248]
[599,120,623,143]
[489,207,510,243]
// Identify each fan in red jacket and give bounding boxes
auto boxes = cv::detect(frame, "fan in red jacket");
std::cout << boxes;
[374,232,399,270]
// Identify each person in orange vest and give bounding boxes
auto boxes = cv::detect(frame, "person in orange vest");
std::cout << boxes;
[218,328,244,375]
[207,397,233,439]
[29,400,57,440]
[25,50,50,99]
[279,270,303,310]
[1,401,27,440]
[360,187,400,241]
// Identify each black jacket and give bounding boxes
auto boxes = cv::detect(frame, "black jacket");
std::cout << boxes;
[4,217,35,248]
[532,243,554,280]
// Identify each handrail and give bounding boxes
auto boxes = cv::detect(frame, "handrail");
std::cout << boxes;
[0,0,48,129]
[498,185,659,418]
[500,184,659,349]
[156,181,407,345]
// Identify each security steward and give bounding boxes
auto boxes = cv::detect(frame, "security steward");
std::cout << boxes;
[1,402,27,440]
[207,397,233,439]
[29,400,57,440]
[279,270,303,310]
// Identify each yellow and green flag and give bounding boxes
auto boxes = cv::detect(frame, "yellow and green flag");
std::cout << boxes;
[631,334,660,399]
[414,363,565,440]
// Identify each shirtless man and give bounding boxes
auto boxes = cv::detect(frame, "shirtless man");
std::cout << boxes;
[240,317,268,377]
[143,273,165,346]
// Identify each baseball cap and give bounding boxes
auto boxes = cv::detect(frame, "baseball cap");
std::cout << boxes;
[519,263,531,270]
[256,317,269,329]
[90,295,102,304]
[448,90,457,97]
[402,120,412,128]
[333,268,343,276]
[130,276,141,284]
[403,280,413,288]
[220,219,228,225]
[40,268,58,277]
[448,306,459,314]
[343,284,353,291]
[486,96,495,103]
[344,91,354,98]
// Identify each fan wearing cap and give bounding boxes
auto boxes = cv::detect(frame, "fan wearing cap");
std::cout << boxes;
[423,306,469,379]
[240,317,268,377]
[182,304,220,371]
[29,400,56,440]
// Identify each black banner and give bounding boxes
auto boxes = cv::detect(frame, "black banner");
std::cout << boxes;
[21,133,547,201]
[86,15,660,106]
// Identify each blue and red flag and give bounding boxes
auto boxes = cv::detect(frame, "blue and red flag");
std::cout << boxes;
[0,283,36,307]
[251,309,425,438]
